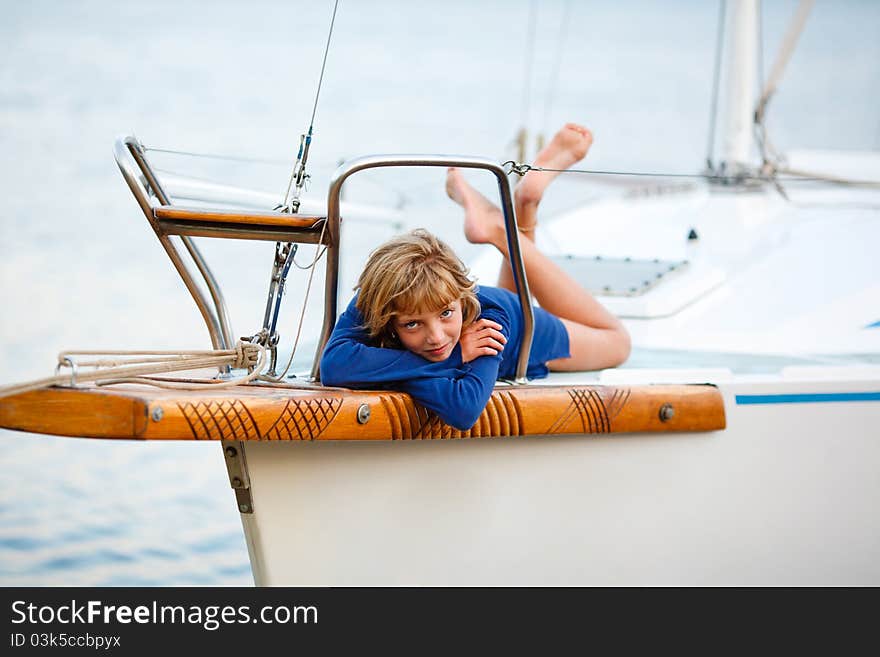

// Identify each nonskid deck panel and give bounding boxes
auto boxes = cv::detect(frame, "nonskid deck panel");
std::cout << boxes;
[0,382,725,440]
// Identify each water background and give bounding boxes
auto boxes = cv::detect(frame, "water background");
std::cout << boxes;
[1,0,878,585]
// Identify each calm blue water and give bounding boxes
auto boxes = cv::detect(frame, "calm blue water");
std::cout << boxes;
[1,0,878,585]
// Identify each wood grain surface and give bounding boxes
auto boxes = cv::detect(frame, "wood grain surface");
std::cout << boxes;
[154,206,326,229]
[0,382,725,441]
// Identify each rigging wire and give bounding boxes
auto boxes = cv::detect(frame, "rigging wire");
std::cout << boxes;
[756,0,764,111]
[250,0,341,379]
[151,166,274,189]
[540,0,572,138]
[309,0,339,129]
[502,161,880,187]
[142,146,290,166]
[259,220,330,382]
[510,0,540,162]
[520,0,538,133]
[279,0,341,212]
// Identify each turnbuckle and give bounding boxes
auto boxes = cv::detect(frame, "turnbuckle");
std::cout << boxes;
[253,241,299,375]
[276,129,314,214]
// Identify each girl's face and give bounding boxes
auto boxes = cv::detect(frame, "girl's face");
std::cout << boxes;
[393,299,463,362]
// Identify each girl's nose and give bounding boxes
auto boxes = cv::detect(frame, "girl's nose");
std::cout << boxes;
[427,323,445,344]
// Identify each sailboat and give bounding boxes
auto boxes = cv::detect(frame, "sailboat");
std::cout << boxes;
[1,0,878,585]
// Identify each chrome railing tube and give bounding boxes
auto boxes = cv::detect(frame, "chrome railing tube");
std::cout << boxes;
[125,138,235,351]
[313,154,533,383]
[114,137,231,351]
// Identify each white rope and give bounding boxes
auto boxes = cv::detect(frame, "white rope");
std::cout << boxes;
[753,0,815,173]
[0,342,266,399]
[775,167,880,188]
[755,0,815,121]
[0,218,332,400]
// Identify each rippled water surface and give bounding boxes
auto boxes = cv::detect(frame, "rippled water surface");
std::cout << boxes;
[1,0,878,585]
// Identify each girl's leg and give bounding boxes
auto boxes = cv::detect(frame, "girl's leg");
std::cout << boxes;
[497,124,593,293]
[446,169,630,371]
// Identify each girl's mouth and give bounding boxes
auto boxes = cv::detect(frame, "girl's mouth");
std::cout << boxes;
[426,344,448,356]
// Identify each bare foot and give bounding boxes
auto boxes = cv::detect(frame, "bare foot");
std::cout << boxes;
[515,123,593,233]
[445,168,504,246]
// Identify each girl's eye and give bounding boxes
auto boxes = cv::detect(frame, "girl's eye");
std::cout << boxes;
[440,309,453,318]
[403,321,418,329]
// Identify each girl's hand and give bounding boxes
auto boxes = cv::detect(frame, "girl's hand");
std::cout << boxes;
[460,318,507,363]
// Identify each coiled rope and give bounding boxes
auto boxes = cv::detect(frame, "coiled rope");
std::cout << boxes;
[0,342,267,399]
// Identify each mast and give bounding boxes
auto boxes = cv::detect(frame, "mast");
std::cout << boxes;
[714,0,759,178]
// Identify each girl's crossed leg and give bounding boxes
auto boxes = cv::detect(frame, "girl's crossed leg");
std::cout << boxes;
[445,124,630,371]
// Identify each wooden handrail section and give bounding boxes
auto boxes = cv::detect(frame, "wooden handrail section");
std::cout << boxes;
[153,206,329,243]
[155,206,325,229]
[0,383,725,441]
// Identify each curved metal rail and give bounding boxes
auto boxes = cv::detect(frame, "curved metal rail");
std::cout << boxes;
[114,136,234,352]
[314,154,534,383]
[114,141,535,383]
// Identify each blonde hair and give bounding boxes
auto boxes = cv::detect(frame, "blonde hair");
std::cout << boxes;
[356,229,480,347]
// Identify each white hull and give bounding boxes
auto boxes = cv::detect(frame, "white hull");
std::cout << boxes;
[236,371,880,586]
[228,145,880,586]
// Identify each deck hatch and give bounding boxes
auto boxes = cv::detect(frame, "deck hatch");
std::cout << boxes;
[548,255,689,297]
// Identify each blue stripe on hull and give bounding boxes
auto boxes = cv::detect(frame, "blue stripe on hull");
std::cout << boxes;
[736,392,880,405]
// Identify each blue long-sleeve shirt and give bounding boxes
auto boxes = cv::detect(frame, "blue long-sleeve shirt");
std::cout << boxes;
[320,286,569,430]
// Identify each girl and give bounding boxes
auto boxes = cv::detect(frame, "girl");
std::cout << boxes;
[320,124,630,430]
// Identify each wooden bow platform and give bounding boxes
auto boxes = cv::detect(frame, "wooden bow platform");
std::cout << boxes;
[0,381,725,441]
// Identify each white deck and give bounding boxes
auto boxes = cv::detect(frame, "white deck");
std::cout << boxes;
[471,150,880,359]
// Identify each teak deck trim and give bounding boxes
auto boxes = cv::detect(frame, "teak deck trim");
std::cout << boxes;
[0,383,725,441]
[154,206,326,230]
[152,206,330,244]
